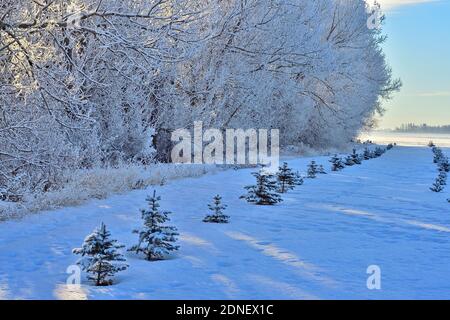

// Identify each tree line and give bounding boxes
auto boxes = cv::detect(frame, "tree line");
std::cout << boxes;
[0,0,400,201]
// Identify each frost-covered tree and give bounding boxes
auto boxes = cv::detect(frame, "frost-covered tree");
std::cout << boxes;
[0,0,204,200]
[318,165,327,174]
[241,171,282,205]
[330,155,345,171]
[430,152,448,192]
[168,0,400,147]
[129,190,179,261]
[203,195,229,223]
[345,155,356,166]
[432,147,445,164]
[437,171,447,186]
[307,161,319,178]
[276,163,303,193]
[374,147,386,157]
[430,180,444,193]
[430,172,446,193]
[1,0,401,202]
[438,157,450,173]
[351,149,362,165]
[363,148,373,160]
[73,223,128,286]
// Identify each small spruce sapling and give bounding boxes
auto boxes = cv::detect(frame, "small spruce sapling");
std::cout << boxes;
[276,162,304,193]
[203,195,230,223]
[73,223,128,286]
[351,149,362,164]
[241,171,282,205]
[438,157,450,173]
[330,155,345,171]
[437,171,447,186]
[363,148,373,160]
[318,165,327,174]
[307,161,319,178]
[345,155,355,166]
[129,190,179,261]
[433,147,444,164]
[374,147,386,157]
[430,178,445,193]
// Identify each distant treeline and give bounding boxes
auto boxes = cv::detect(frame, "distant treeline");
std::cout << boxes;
[395,123,450,133]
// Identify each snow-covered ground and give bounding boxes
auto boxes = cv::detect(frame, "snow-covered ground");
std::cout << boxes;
[1,146,449,300]
[360,131,450,147]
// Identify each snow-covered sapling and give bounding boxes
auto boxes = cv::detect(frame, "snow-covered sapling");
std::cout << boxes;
[374,147,386,157]
[330,155,345,171]
[437,171,447,186]
[276,162,304,193]
[307,161,319,178]
[438,157,450,173]
[430,182,444,193]
[318,165,327,174]
[129,190,179,261]
[241,171,282,205]
[203,195,230,223]
[351,149,362,165]
[363,148,373,160]
[73,223,128,286]
[433,147,444,164]
[345,155,355,166]
[430,179,445,193]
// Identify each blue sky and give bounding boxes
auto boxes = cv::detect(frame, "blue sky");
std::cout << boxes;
[375,0,450,128]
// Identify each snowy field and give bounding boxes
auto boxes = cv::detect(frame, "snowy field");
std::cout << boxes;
[360,131,450,147]
[1,146,450,300]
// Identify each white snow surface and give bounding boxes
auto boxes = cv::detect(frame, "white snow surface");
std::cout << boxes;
[0,146,449,300]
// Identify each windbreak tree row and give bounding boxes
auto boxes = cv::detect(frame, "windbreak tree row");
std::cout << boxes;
[0,0,400,201]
